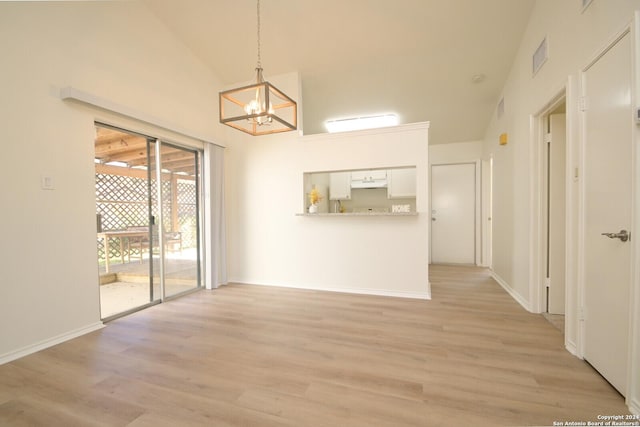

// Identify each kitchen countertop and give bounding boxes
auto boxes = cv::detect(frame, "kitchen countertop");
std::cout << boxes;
[296,212,419,217]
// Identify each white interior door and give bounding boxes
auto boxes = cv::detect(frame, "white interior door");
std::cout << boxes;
[582,31,632,396]
[548,113,566,314]
[431,163,476,264]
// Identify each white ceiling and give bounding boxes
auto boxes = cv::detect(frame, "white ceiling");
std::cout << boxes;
[142,0,535,144]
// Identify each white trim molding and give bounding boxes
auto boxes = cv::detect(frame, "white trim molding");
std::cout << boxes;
[565,340,578,357]
[60,86,223,148]
[628,10,640,417]
[528,83,572,316]
[0,322,104,365]
[490,270,532,312]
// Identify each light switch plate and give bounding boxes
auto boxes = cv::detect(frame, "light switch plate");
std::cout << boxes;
[41,175,55,190]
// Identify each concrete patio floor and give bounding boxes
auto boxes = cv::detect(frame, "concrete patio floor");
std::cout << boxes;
[98,249,200,318]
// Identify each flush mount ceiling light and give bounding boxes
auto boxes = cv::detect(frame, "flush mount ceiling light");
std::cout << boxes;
[219,0,297,136]
[325,114,399,133]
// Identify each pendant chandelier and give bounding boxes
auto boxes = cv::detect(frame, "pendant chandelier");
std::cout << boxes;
[219,0,297,136]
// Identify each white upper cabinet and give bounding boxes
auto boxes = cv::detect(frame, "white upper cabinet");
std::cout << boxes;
[387,168,416,199]
[329,172,351,200]
[350,169,388,181]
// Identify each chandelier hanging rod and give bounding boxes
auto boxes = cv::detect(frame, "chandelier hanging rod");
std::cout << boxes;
[256,0,261,70]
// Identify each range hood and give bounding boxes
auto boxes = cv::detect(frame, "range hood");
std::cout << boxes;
[351,179,387,189]
[351,171,388,189]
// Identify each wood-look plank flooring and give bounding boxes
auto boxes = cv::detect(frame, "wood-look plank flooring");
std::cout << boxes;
[0,265,629,426]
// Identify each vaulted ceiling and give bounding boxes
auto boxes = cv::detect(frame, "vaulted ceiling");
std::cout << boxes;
[142,0,535,144]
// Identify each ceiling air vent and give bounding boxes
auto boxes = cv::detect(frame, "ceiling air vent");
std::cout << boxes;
[532,37,548,76]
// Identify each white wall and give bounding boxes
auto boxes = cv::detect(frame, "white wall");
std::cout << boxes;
[0,2,221,361]
[484,0,640,306]
[482,0,640,413]
[225,121,430,299]
[429,140,483,164]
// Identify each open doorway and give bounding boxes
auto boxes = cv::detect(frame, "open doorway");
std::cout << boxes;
[544,106,567,315]
[94,124,202,320]
[533,95,567,333]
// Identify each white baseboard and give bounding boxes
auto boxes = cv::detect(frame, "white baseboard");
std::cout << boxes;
[0,322,104,365]
[565,340,578,357]
[490,271,532,312]
[230,280,431,300]
[629,397,640,416]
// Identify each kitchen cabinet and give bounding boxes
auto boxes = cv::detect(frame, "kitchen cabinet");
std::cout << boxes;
[329,172,351,200]
[350,169,387,181]
[387,168,416,199]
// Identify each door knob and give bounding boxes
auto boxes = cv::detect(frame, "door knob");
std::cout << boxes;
[601,229,630,242]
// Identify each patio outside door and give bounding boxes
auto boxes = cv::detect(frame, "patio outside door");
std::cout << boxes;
[149,140,201,299]
[96,127,156,318]
[95,125,201,320]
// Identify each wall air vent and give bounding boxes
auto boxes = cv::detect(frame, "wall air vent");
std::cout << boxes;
[532,37,548,76]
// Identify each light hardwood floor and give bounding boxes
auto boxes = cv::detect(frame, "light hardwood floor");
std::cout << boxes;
[0,265,629,426]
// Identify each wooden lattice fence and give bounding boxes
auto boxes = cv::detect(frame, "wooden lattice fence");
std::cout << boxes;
[96,172,198,261]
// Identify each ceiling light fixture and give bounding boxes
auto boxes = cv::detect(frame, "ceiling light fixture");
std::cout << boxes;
[325,114,399,133]
[219,0,297,136]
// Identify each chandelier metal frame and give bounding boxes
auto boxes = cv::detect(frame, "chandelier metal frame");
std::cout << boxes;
[219,0,297,136]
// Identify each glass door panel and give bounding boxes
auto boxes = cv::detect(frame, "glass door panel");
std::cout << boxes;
[159,143,201,297]
[95,125,156,319]
[148,139,162,302]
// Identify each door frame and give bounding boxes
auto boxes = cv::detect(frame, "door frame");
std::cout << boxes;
[481,156,493,268]
[429,161,481,265]
[576,16,640,411]
[530,87,572,321]
[546,112,567,315]
[631,13,640,414]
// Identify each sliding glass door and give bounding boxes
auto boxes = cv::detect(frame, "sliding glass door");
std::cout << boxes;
[95,124,202,320]
[149,141,201,299]
[95,126,156,318]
